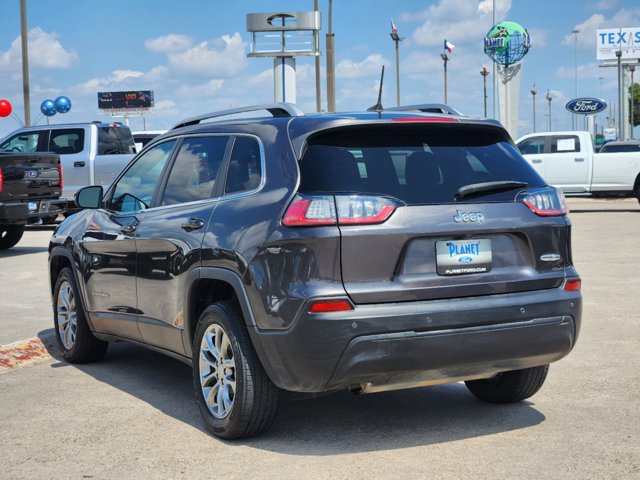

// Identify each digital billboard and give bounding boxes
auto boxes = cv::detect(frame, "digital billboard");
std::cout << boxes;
[97,91,154,111]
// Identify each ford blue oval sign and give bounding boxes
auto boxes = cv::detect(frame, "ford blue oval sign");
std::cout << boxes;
[565,98,607,115]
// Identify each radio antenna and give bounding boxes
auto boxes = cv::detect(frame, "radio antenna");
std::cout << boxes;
[367,65,385,113]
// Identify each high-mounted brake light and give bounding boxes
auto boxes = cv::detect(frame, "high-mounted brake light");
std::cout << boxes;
[520,187,568,216]
[0,167,3,193]
[392,117,458,123]
[308,299,354,313]
[282,194,399,227]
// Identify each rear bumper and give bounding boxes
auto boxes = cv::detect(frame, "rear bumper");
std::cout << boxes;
[248,287,582,393]
[0,198,66,224]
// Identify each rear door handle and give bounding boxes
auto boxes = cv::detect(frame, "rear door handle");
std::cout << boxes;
[532,159,542,164]
[74,161,86,167]
[181,218,205,232]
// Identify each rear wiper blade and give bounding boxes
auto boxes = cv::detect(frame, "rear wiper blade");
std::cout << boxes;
[456,181,528,199]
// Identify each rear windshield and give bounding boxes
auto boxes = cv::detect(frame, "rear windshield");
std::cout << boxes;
[98,126,136,155]
[299,124,545,204]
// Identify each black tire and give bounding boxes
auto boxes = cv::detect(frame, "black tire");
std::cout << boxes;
[192,301,278,439]
[465,365,549,404]
[0,225,25,250]
[53,267,108,363]
[41,215,59,225]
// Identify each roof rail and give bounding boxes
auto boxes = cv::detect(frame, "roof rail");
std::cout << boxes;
[386,103,464,116]
[171,102,305,130]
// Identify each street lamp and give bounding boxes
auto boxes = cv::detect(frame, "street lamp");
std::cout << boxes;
[546,90,552,131]
[616,49,623,139]
[630,65,636,139]
[390,20,403,107]
[480,65,489,117]
[530,84,537,132]
[571,29,580,130]
[441,53,449,103]
[326,0,336,112]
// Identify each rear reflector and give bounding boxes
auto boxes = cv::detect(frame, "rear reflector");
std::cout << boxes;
[520,187,568,216]
[283,194,399,227]
[308,299,354,313]
[58,163,63,191]
[0,167,3,193]
[564,279,581,291]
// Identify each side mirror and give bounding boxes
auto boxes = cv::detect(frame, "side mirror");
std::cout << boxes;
[75,185,103,209]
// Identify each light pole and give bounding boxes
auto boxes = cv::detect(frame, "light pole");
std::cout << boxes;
[480,65,489,117]
[390,20,403,107]
[631,65,636,139]
[571,29,579,130]
[313,0,321,112]
[326,0,336,112]
[441,53,449,104]
[20,0,31,126]
[546,90,552,131]
[616,49,623,139]
[530,84,537,132]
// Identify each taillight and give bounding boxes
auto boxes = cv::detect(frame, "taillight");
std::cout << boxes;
[308,299,354,313]
[282,194,399,227]
[0,167,3,193]
[520,187,568,216]
[58,162,63,191]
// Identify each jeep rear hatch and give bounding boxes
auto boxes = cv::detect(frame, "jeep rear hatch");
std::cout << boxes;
[290,122,572,304]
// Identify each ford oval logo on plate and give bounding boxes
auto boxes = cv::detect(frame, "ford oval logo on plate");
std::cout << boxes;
[565,98,607,115]
[458,256,474,264]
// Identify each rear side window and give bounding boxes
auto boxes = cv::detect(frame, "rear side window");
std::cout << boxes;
[160,136,229,206]
[98,126,136,155]
[225,136,262,195]
[549,135,580,153]
[299,124,545,205]
[49,129,84,154]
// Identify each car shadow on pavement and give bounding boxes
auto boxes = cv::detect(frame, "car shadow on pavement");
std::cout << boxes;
[0,246,49,257]
[39,333,546,454]
[570,208,639,213]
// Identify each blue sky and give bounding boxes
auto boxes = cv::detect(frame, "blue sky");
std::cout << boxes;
[0,0,638,139]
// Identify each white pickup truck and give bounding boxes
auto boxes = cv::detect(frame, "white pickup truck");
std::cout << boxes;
[515,131,640,202]
[0,122,136,214]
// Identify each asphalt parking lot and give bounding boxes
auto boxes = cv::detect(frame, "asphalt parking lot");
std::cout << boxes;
[1,198,639,479]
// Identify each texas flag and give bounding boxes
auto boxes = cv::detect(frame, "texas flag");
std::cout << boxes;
[444,39,455,53]
[391,18,397,34]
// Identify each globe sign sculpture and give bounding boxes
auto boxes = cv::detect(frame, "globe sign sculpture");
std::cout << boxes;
[484,21,531,67]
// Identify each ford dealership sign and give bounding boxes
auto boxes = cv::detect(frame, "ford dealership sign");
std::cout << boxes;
[565,98,607,115]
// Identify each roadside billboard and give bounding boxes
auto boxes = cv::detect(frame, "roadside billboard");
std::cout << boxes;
[97,91,154,112]
[596,27,640,61]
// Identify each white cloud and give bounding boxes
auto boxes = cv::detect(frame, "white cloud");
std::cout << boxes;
[145,34,194,53]
[404,0,512,47]
[177,79,224,97]
[77,69,144,93]
[336,54,388,79]
[166,33,246,76]
[563,8,640,49]
[0,27,77,71]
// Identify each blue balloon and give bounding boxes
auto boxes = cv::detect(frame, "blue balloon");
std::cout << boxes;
[40,99,57,117]
[54,96,71,114]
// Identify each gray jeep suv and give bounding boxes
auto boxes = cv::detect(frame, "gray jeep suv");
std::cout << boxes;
[48,103,582,439]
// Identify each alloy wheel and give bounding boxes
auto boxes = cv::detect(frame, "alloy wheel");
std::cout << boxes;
[199,324,237,419]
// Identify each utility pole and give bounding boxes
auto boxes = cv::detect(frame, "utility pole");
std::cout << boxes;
[631,65,636,139]
[480,65,489,117]
[531,84,537,133]
[314,0,321,112]
[546,90,552,131]
[390,20,403,107]
[571,29,579,130]
[326,0,336,112]
[616,49,623,139]
[20,0,31,126]
[441,53,449,103]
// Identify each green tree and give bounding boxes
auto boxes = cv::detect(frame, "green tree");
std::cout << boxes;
[629,82,640,128]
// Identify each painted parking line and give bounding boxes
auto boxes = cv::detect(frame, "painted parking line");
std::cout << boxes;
[0,335,56,373]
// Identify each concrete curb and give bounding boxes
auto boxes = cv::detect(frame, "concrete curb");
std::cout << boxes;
[0,334,56,374]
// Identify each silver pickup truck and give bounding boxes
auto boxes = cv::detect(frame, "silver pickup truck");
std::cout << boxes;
[0,122,136,215]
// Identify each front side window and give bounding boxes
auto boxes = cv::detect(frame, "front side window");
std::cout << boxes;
[160,136,229,206]
[109,141,176,213]
[49,129,85,154]
[0,131,44,153]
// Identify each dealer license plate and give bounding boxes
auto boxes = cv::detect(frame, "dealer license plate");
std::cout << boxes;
[436,239,492,276]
